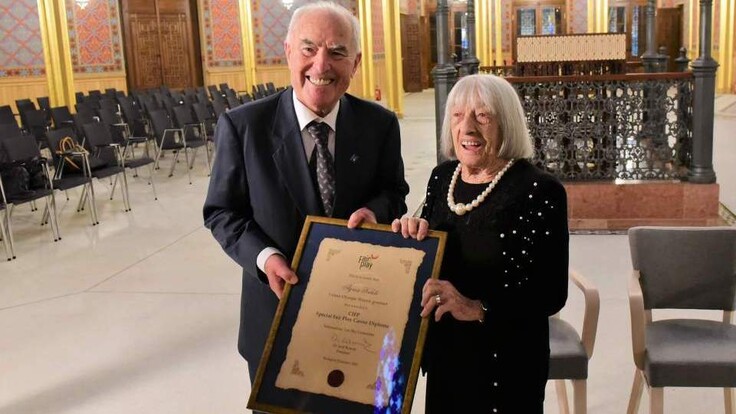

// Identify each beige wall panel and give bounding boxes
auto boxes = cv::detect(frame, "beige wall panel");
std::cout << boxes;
[205,67,248,92]
[372,58,387,101]
[74,73,128,95]
[0,77,49,113]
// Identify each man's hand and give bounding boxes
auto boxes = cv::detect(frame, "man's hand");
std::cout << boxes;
[264,254,298,298]
[347,207,377,228]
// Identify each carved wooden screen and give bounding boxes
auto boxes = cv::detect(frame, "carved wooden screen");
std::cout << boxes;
[401,14,422,93]
[129,14,163,90]
[159,13,193,89]
[121,0,202,91]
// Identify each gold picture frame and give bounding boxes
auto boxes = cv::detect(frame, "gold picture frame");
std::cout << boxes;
[248,216,446,414]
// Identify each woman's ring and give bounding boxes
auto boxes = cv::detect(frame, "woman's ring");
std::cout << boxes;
[435,294,441,305]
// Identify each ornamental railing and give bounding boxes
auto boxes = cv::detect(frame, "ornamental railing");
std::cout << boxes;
[505,72,693,181]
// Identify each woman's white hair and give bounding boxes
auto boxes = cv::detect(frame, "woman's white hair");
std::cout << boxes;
[440,74,533,160]
[286,1,361,54]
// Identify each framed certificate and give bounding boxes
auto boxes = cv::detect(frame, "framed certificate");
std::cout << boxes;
[248,216,446,414]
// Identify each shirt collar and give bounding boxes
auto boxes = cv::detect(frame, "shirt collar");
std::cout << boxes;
[293,90,339,132]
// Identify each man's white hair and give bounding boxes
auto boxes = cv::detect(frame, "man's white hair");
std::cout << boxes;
[286,1,361,54]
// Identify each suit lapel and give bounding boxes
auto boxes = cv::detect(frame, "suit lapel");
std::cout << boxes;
[333,95,360,218]
[271,90,321,217]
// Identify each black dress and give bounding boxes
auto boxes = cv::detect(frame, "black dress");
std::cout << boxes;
[421,159,569,414]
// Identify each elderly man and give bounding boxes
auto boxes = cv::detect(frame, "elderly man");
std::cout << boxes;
[203,0,408,389]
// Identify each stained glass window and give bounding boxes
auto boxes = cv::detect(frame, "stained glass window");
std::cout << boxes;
[518,9,536,36]
[632,6,640,56]
[541,7,561,35]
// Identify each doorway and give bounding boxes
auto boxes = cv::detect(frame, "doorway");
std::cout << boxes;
[120,0,203,91]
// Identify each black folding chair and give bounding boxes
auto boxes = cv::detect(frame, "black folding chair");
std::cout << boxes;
[150,108,202,184]
[0,105,16,126]
[22,109,51,148]
[50,106,75,130]
[93,110,157,200]
[45,128,99,225]
[0,134,61,250]
[82,123,132,212]
[172,105,211,175]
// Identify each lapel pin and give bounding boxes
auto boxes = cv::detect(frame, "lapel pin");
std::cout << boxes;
[350,154,359,163]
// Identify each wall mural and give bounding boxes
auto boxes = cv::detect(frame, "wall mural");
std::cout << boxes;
[65,0,124,73]
[372,0,385,59]
[202,0,244,67]
[0,0,45,77]
[570,0,587,34]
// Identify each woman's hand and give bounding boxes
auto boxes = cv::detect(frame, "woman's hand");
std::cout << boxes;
[391,216,429,241]
[421,279,485,322]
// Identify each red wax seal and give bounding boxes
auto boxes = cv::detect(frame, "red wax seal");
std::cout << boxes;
[327,369,345,387]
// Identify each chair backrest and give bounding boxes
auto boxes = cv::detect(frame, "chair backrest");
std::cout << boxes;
[191,103,212,123]
[196,90,209,104]
[118,97,142,121]
[46,127,79,152]
[82,122,115,154]
[15,98,35,113]
[46,128,80,168]
[629,226,736,311]
[75,102,97,118]
[16,99,36,129]
[23,109,50,143]
[0,105,16,126]
[207,85,221,100]
[50,106,74,129]
[149,109,172,142]
[212,98,227,118]
[97,107,122,127]
[226,96,241,110]
[37,96,51,112]
[99,98,118,113]
[172,105,195,128]
[0,122,23,138]
[0,134,42,161]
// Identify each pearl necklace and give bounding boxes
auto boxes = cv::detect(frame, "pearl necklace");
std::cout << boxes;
[447,159,515,216]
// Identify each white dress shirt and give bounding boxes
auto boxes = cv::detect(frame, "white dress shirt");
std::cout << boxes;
[255,92,340,273]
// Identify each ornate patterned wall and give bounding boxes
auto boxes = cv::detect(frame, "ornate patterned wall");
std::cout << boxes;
[502,0,512,57]
[252,0,358,65]
[569,0,587,34]
[0,0,45,77]
[372,0,385,58]
[202,0,244,67]
[65,0,124,73]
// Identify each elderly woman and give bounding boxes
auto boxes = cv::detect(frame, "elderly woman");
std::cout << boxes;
[393,74,568,413]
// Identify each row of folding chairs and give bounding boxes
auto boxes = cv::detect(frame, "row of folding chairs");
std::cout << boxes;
[0,88,222,260]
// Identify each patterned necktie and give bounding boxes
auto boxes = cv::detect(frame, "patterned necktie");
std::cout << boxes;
[307,121,335,217]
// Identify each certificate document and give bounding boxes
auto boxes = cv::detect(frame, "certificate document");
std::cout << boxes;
[275,238,426,406]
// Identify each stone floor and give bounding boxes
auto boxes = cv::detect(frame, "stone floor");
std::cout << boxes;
[1,90,735,414]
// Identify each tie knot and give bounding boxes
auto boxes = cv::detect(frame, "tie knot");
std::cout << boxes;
[307,122,330,145]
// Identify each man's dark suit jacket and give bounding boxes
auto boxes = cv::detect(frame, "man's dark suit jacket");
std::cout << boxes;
[203,88,409,367]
